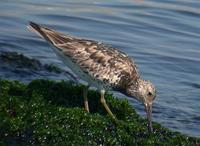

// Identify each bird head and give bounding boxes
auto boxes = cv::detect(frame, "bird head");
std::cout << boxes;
[126,79,156,132]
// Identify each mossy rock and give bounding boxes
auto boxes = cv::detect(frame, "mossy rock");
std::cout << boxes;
[0,52,62,73]
[0,79,199,145]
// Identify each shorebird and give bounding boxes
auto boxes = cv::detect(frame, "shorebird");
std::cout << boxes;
[28,21,156,132]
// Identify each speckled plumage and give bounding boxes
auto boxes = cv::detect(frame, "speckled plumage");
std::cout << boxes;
[28,21,156,132]
[28,22,140,92]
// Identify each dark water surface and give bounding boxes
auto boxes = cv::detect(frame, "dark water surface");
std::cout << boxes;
[0,0,199,137]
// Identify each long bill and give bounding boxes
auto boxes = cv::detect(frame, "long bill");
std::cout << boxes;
[145,103,153,132]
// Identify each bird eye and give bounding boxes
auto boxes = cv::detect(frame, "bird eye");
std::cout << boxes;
[148,92,152,96]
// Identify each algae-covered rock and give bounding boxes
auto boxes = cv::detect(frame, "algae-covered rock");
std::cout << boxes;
[0,51,77,82]
[0,79,199,145]
[0,52,61,73]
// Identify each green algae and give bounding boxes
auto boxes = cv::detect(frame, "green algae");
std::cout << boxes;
[0,79,199,145]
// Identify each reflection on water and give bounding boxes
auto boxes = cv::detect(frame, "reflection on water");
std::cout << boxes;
[0,0,199,137]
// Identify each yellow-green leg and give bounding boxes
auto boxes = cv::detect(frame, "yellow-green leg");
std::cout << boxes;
[100,89,115,119]
[83,86,89,112]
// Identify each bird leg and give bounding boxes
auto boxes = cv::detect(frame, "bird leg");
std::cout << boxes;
[83,86,89,112]
[100,89,115,119]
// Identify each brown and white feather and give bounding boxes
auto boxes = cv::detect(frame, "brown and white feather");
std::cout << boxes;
[28,22,140,91]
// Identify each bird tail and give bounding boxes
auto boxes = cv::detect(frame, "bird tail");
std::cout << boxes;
[27,21,72,46]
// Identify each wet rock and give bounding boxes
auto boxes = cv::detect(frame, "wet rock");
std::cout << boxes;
[0,51,61,73]
[0,51,77,82]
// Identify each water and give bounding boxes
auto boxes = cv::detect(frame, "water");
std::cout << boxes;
[0,0,199,137]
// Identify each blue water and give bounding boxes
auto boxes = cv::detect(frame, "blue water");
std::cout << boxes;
[0,0,199,137]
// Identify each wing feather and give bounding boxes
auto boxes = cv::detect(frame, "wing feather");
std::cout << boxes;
[28,22,140,89]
